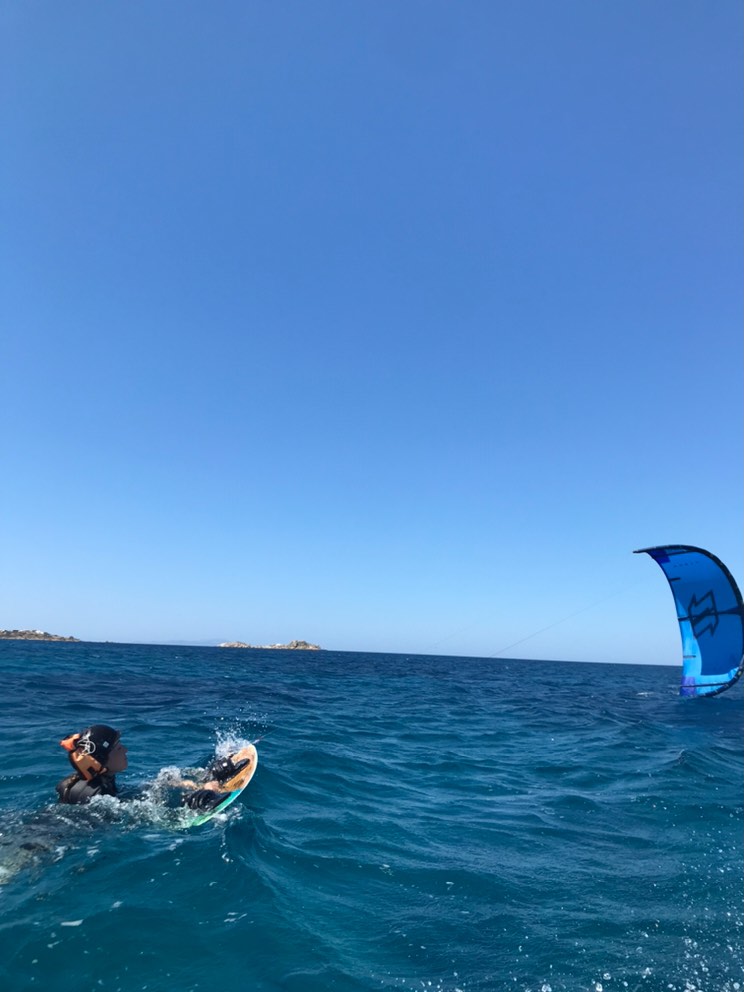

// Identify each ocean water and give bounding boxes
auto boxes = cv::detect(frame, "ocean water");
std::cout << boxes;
[0,643,741,992]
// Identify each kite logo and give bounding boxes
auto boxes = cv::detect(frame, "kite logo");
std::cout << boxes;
[687,591,719,638]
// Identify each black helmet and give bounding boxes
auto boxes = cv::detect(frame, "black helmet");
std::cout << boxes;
[59,724,122,781]
[76,724,120,763]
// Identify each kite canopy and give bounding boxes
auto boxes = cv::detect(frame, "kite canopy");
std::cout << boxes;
[635,545,744,697]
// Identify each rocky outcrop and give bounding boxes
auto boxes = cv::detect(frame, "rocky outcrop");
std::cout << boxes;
[0,629,80,642]
[218,639,321,651]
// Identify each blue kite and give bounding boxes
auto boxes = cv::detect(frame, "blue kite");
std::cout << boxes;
[635,544,744,697]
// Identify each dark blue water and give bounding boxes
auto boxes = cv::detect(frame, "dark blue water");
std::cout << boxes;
[1,642,741,992]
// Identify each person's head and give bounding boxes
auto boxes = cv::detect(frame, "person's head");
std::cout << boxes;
[60,724,128,780]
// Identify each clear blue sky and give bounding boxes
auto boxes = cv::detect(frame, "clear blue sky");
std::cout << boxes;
[1,2,741,663]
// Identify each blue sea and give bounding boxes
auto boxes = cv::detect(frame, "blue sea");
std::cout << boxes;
[0,642,742,992]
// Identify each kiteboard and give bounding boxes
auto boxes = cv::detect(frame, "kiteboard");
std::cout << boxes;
[188,744,258,827]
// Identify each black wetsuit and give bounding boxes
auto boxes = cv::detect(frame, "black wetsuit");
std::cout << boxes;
[55,772,118,804]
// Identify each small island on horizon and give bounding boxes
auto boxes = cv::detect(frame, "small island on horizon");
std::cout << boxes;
[0,629,80,642]
[0,630,323,650]
[218,639,322,651]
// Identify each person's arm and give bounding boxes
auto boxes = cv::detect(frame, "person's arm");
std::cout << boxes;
[164,776,200,789]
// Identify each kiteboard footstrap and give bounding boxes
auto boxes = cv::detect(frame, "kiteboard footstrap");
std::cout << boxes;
[181,789,226,811]
[207,754,251,784]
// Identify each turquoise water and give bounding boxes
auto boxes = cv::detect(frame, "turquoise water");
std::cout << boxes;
[0,642,742,992]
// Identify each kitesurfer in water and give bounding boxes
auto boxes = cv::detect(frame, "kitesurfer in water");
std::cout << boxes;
[56,725,127,804]
[55,724,246,810]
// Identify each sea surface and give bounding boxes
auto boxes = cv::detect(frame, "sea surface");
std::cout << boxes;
[0,642,741,992]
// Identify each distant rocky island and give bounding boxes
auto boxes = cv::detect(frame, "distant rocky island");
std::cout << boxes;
[218,639,321,651]
[0,629,80,642]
